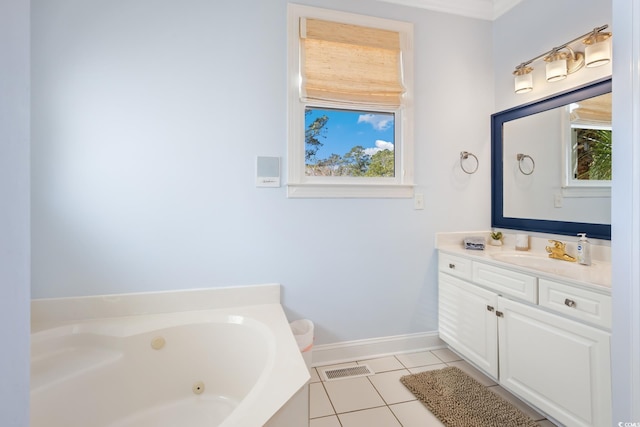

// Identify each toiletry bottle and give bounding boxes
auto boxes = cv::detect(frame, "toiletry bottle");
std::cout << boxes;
[577,233,591,265]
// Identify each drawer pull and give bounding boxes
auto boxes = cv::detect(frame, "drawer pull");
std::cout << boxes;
[564,298,577,308]
[487,305,495,312]
[449,263,456,269]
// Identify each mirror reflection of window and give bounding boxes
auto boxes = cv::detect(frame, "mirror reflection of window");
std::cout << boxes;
[572,127,612,180]
[567,93,612,186]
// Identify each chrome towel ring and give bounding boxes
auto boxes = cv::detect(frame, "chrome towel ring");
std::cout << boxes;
[517,153,535,175]
[460,151,479,174]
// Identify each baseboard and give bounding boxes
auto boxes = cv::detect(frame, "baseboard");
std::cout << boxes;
[311,331,445,367]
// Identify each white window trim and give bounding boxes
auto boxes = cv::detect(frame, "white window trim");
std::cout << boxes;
[286,4,414,198]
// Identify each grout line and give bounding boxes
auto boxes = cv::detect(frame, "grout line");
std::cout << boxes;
[319,380,339,418]
[388,404,404,426]
[366,368,389,405]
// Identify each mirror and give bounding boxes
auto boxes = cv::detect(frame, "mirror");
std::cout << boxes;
[491,78,612,240]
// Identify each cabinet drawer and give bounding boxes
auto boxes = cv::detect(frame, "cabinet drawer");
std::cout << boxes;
[539,279,611,329]
[438,252,472,280]
[472,262,537,303]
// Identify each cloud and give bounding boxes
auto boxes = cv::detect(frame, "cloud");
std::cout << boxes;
[358,113,394,131]
[364,140,394,156]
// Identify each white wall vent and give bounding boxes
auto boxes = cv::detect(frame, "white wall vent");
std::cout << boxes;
[320,365,373,381]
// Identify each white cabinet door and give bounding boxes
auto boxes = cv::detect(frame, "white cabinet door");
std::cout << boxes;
[498,297,611,427]
[438,272,498,379]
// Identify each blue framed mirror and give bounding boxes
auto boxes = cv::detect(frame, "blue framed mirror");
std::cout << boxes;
[491,78,612,240]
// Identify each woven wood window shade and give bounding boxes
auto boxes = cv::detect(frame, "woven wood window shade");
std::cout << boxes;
[300,18,404,107]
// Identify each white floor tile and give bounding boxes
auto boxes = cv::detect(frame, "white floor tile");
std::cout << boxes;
[396,351,442,368]
[407,363,447,374]
[338,406,402,427]
[446,360,497,386]
[323,376,386,413]
[368,369,416,405]
[431,347,462,363]
[309,382,334,419]
[310,415,342,427]
[389,400,446,427]
[357,356,404,373]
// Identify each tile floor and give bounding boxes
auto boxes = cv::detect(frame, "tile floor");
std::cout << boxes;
[308,348,558,427]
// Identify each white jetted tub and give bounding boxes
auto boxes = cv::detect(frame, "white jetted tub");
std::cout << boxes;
[31,284,310,427]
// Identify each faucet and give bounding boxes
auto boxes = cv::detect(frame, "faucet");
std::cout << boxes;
[545,240,576,262]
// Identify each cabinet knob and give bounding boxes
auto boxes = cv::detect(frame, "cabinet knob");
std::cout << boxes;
[449,263,455,269]
[496,311,504,317]
[487,305,495,312]
[564,298,577,308]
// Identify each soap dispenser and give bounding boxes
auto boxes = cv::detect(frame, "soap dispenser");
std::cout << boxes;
[577,233,591,265]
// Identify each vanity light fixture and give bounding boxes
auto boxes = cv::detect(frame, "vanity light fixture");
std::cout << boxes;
[512,25,610,94]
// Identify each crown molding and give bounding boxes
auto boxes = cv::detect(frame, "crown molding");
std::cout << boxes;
[492,0,522,19]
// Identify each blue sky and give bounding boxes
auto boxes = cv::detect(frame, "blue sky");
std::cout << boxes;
[305,108,395,161]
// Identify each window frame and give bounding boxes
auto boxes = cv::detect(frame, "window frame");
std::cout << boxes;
[287,4,414,198]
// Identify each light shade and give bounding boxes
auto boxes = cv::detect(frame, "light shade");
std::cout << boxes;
[544,52,569,82]
[585,36,612,67]
[513,67,533,94]
[300,18,404,106]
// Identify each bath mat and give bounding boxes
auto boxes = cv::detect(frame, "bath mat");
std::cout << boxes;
[400,367,541,427]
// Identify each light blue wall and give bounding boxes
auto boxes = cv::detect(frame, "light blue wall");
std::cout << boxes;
[31,0,494,344]
[0,0,30,424]
[493,0,612,111]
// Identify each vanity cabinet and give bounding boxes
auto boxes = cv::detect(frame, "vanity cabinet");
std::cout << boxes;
[438,251,611,427]
[439,272,498,378]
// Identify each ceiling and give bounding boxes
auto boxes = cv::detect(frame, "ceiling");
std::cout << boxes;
[378,0,523,20]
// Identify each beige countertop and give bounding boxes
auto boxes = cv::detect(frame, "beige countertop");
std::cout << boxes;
[436,232,612,292]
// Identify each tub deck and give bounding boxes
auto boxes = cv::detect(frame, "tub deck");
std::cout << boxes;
[31,284,310,427]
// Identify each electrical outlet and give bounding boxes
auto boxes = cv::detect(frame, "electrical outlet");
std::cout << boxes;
[414,193,424,210]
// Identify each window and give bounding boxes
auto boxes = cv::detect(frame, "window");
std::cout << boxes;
[305,108,396,177]
[287,5,414,198]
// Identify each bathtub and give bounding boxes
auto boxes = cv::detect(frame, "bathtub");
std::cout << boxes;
[31,284,310,427]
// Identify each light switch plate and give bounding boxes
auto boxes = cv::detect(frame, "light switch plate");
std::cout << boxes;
[554,193,563,208]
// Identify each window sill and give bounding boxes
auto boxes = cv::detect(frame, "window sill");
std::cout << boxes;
[561,186,611,198]
[287,183,414,198]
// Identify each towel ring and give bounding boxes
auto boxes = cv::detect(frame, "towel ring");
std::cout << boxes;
[517,153,535,175]
[460,151,479,174]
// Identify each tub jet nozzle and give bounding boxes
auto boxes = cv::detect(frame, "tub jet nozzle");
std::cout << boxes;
[192,381,205,395]
[150,336,166,350]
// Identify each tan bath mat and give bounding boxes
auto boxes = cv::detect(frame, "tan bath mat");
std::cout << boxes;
[400,366,541,427]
